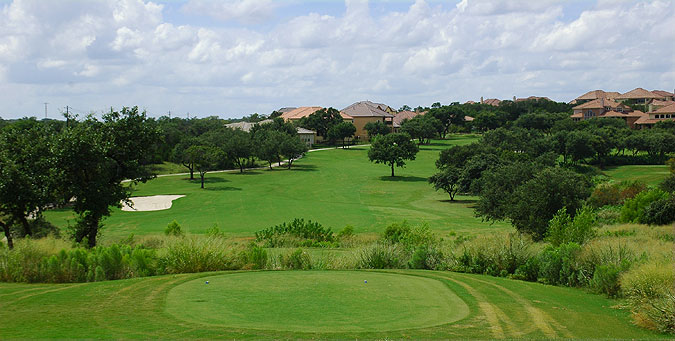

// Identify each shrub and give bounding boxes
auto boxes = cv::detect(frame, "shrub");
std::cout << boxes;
[659,174,675,193]
[280,248,311,270]
[596,206,621,226]
[241,244,268,270]
[453,233,534,276]
[205,224,225,238]
[537,242,582,286]
[641,195,675,225]
[588,183,622,208]
[591,264,622,297]
[357,243,405,269]
[159,236,239,274]
[255,219,335,248]
[513,257,539,282]
[165,220,184,236]
[383,221,434,248]
[337,225,354,239]
[408,244,446,270]
[546,206,597,247]
[620,189,669,223]
[621,262,675,334]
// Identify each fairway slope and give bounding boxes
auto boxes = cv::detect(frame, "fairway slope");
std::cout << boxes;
[0,270,665,339]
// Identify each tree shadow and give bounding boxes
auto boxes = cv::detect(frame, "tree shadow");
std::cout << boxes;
[378,175,428,182]
[189,177,229,184]
[439,199,477,204]
[289,164,319,172]
[203,186,242,191]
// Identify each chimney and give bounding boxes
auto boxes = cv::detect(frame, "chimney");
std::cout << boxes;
[513,96,516,101]
[480,96,484,104]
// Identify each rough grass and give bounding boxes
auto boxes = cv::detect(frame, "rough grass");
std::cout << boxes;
[0,270,665,339]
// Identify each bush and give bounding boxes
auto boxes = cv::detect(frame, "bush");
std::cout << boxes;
[537,242,582,286]
[408,245,446,270]
[337,225,354,239]
[357,243,405,269]
[165,220,184,236]
[621,262,675,334]
[620,189,669,223]
[255,219,335,248]
[641,195,675,225]
[453,233,534,276]
[241,244,268,270]
[591,264,622,297]
[596,206,621,225]
[546,206,597,247]
[383,221,434,248]
[159,236,239,274]
[280,248,311,270]
[588,181,647,208]
[659,174,675,193]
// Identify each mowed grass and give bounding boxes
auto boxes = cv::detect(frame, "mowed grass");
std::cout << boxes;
[603,164,670,186]
[0,270,664,339]
[46,135,510,241]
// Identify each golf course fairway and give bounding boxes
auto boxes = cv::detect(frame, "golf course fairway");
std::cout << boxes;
[165,271,469,332]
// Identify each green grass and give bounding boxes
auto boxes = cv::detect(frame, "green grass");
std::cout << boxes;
[0,270,664,338]
[46,134,506,242]
[603,165,670,186]
[147,161,190,176]
[166,271,468,332]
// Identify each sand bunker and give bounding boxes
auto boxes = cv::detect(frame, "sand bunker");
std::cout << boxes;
[121,195,185,212]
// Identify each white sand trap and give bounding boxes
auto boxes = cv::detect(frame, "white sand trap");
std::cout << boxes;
[121,195,185,212]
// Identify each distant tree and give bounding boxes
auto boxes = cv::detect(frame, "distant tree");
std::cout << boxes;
[186,145,223,189]
[428,166,461,201]
[280,135,309,169]
[364,120,390,139]
[399,105,412,112]
[255,130,285,169]
[56,107,160,247]
[431,102,441,109]
[223,129,253,173]
[171,138,199,179]
[328,121,356,148]
[473,111,500,131]
[269,110,283,119]
[428,105,465,138]
[400,115,439,144]
[368,133,419,177]
[565,130,596,164]
[299,107,343,139]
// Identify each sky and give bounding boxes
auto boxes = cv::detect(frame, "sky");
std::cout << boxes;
[0,0,673,120]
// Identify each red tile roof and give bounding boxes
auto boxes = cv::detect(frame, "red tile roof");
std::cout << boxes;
[281,107,353,121]
[617,88,662,100]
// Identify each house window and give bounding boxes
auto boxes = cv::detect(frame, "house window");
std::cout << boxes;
[585,110,594,118]
[616,107,623,112]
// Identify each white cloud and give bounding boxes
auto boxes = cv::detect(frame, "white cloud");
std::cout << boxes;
[182,0,277,24]
[0,0,673,118]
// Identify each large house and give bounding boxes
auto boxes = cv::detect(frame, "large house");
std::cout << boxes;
[570,88,675,129]
[280,106,353,124]
[340,101,395,140]
[635,103,675,129]
[391,110,422,133]
[570,98,647,129]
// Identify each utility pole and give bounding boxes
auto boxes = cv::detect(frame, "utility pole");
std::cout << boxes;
[168,110,171,118]
[65,106,70,128]
[44,102,48,118]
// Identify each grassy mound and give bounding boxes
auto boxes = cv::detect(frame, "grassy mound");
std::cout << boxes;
[165,271,468,332]
[0,270,666,339]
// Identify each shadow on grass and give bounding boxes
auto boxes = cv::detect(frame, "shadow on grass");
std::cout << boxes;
[378,175,428,182]
[439,199,477,204]
[189,177,229,184]
[203,186,242,191]
[288,164,318,172]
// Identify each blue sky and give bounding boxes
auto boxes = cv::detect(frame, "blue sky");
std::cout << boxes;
[0,0,673,119]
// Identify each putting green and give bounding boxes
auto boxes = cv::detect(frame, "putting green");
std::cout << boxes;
[165,271,469,332]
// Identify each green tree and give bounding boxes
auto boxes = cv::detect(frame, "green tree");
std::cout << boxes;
[327,121,356,148]
[368,133,419,177]
[255,130,285,170]
[428,166,461,200]
[364,120,390,139]
[428,105,465,138]
[0,120,57,244]
[298,107,343,139]
[171,137,199,179]
[186,145,223,189]
[56,107,159,247]
[280,135,309,169]
[223,129,252,173]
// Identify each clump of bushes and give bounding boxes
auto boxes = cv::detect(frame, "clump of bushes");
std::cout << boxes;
[255,218,336,248]
[165,220,184,236]
[620,189,669,223]
[546,206,597,246]
[621,261,675,334]
[588,181,646,208]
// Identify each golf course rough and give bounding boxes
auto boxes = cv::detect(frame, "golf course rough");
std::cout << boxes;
[165,271,469,332]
